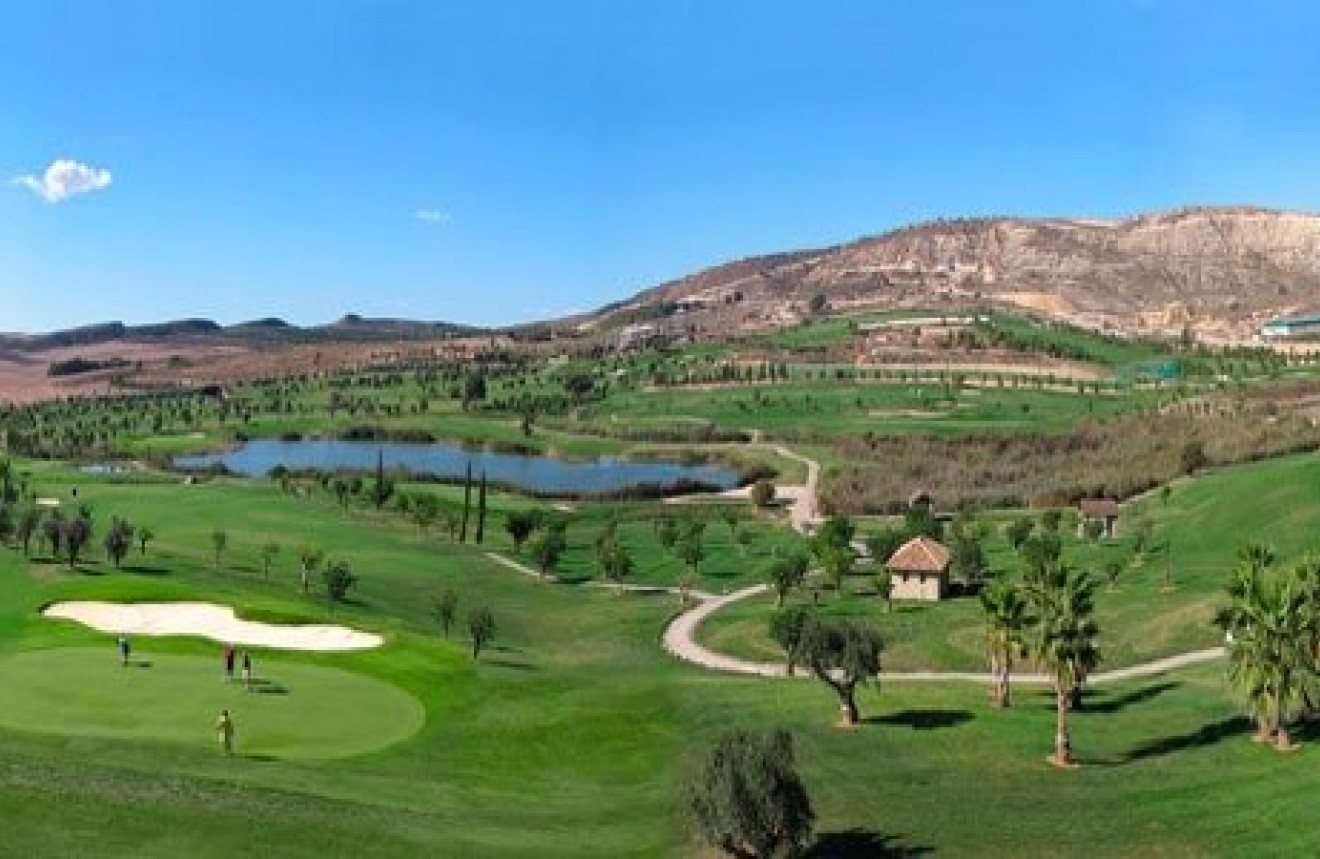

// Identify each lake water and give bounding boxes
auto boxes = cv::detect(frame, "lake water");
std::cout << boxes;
[174,438,742,496]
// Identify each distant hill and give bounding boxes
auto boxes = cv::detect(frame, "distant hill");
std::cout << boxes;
[595,206,1320,339]
[0,315,483,351]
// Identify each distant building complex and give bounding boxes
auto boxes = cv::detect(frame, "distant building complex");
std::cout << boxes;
[1261,313,1320,338]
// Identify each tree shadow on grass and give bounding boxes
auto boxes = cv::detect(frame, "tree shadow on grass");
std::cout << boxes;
[1080,680,1180,714]
[248,679,289,695]
[122,565,171,576]
[1121,715,1251,763]
[866,709,974,730]
[804,829,933,858]
[483,658,538,671]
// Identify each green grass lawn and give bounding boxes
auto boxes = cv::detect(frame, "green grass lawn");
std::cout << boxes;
[701,451,1320,673]
[2,459,1320,855]
[0,647,424,759]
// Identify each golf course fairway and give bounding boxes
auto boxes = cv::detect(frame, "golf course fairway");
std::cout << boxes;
[0,647,424,760]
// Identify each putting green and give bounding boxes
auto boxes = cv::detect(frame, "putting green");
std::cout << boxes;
[0,648,425,760]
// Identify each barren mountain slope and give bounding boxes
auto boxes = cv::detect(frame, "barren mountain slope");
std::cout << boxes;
[607,207,1320,336]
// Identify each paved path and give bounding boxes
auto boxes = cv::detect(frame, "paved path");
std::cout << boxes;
[484,552,713,599]
[658,582,1226,685]
[663,438,823,534]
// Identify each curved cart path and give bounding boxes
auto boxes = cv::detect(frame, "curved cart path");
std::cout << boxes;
[659,583,1225,684]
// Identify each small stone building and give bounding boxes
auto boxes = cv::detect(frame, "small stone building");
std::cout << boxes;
[1077,498,1120,539]
[886,536,951,601]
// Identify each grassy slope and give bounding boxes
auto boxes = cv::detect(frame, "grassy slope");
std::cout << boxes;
[2,463,1320,855]
[701,451,1320,672]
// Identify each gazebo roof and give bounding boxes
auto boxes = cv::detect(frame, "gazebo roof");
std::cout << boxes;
[886,536,951,573]
[1078,498,1120,518]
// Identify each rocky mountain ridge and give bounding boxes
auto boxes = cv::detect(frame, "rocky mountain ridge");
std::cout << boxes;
[606,206,1320,339]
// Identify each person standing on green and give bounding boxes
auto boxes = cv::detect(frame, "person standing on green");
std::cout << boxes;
[215,709,235,756]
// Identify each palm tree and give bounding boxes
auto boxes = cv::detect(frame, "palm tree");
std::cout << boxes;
[1219,555,1317,750]
[980,578,1030,708]
[1026,565,1101,767]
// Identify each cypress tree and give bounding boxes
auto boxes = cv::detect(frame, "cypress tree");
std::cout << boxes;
[460,463,472,543]
[475,471,488,544]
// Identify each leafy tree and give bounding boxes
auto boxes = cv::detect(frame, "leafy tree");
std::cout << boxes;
[734,528,754,557]
[1025,566,1101,766]
[298,546,324,594]
[408,492,440,533]
[529,529,566,580]
[136,525,155,557]
[563,373,595,403]
[677,534,705,577]
[800,618,883,726]
[597,540,634,591]
[721,508,740,539]
[261,540,281,577]
[749,479,776,509]
[949,533,988,588]
[1181,439,1208,475]
[812,515,854,555]
[864,528,903,567]
[1003,516,1035,550]
[432,589,459,639]
[467,607,496,659]
[818,544,855,593]
[16,506,41,556]
[103,517,134,569]
[461,373,487,409]
[874,572,894,612]
[42,510,64,560]
[504,510,539,552]
[769,605,813,675]
[903,504,942,540]
[656,515,681,550]
[1019,533,1063,582]
[980,578,1030,708]
[322,560,357,612]
[767,554,809,607]
[685,729,815,858]
[210,529,228,571]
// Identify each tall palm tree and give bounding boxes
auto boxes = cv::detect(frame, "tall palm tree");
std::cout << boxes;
[1026,565,1101,767]
[1220,557,1316,750]
[980,579,1030,708]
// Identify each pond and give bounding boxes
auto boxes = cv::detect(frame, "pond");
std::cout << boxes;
[174,438,743,496]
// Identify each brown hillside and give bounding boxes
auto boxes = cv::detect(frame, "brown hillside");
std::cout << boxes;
[604,206,1320,339]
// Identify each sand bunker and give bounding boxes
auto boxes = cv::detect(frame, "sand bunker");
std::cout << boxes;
[42,601,383,651]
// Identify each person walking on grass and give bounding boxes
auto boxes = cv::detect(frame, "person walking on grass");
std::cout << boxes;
[117,635,131,668]
[215,709,235,756]
[223,642,235,682]
[241,651,252,691]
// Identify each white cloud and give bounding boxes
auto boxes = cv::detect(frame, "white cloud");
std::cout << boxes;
[414,208,451,226]
[13,158,113,203]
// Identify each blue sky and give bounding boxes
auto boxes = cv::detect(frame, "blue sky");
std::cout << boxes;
[4,0,1320,332]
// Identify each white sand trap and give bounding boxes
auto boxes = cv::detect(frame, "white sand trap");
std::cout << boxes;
[42,601,383,652]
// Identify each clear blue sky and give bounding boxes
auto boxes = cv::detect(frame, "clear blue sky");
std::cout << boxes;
[4,0,1320,332]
